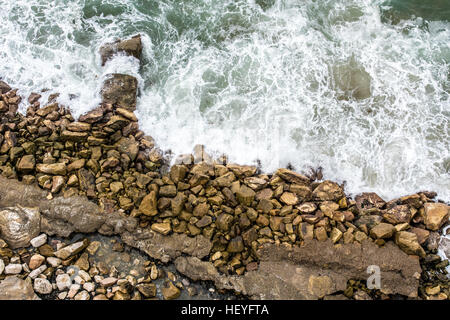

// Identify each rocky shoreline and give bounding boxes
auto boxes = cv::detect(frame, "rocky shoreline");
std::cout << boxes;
[0,35,449,300]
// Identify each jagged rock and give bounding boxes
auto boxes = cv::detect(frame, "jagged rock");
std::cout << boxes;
[136,283,156,298]
[60,130,88,142]
[395,231,426,258]
[275,168,310,185]
[34,278,52,295]
[227,236,244,253]
[121,229,212,262]
[424,203,449,231]
[175,239,422,299]
[67,159,86,172]
[36,163,67,175]
[280,192,298,205]
[236,185,255,206]
[99,34,142,66]
[67,122,91,132]
[0,276,40,300]
[101,74,138,110]
[312,181,344,201]
[17,155,35,173]
[0,80,11,94]
[0,206,40,249]
[355,192,386,211]
[162,282,180,300]
[370,223,395,239]
[383,205,412,224]
[139,191,158,216]
[54,239,89,259]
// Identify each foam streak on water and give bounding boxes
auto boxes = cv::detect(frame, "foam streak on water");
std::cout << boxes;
[0,0,449,202]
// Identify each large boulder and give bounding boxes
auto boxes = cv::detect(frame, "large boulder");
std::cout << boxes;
[99,34,142,66]
[0,276,40,300]
[101,74,138,110]
[0,206,40,249]
[175,239,422,299]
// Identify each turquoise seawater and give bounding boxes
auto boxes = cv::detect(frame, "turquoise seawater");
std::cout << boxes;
[0,0,449,202]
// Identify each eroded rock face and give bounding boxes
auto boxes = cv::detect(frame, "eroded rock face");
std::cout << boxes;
[101,74,138,110]
[99,34,142,66]
[0,206,40,249]
[0,276,40,300]
[175,239,422,299]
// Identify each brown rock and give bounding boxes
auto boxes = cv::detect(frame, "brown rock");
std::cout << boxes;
[280,192,298,205]
[139,191,158,216]
[101,74,138,110]
[60,130,88,142]
[275,168,310,185]
[170,165,188,184]
[409,227,430,245]
[136,283,156,298]
[227,236,244,253]
[216,213,234,231]
[395,231,426,257]
[99,34,142,66]
[151,223,171,235]
[370,223,395,239]
[67,122,91,132]
[312,181,344,201]
[192,202,208,218]
[0,206,40,249]
[236,185,255,206]
[355,192,386,211]
[382,205,412,224]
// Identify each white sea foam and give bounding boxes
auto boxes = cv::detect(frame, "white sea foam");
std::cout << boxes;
[0,0,449,203]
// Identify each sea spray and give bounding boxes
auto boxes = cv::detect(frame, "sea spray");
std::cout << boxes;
[0,0,448,202]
